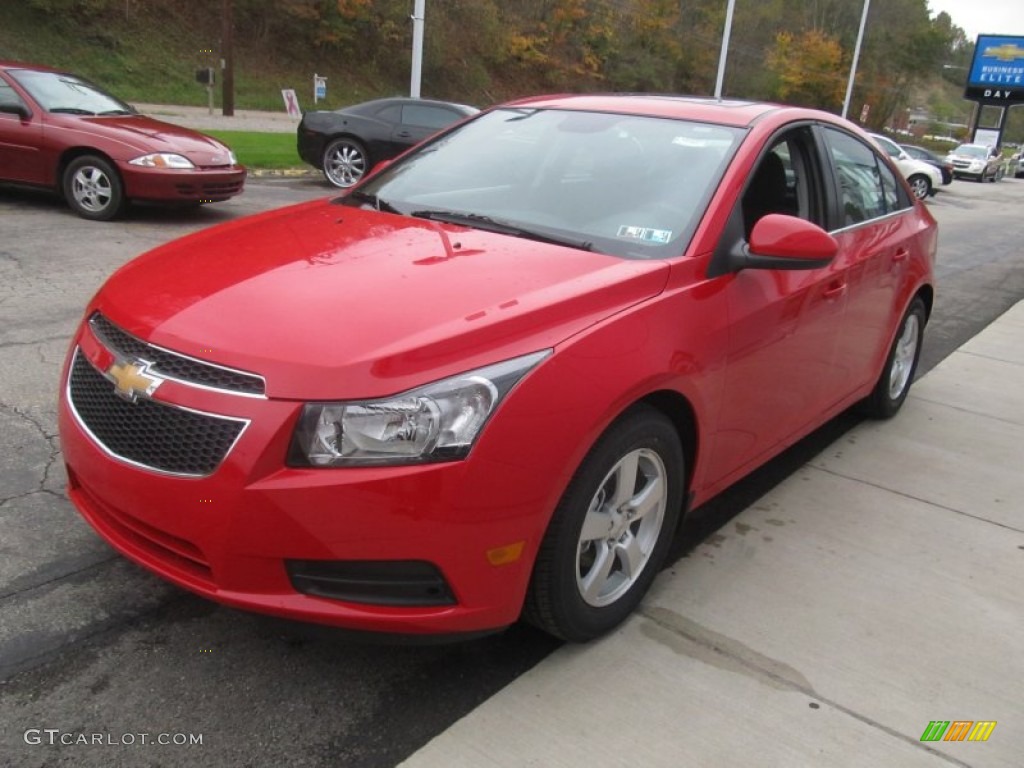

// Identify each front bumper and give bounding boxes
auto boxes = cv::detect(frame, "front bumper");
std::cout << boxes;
[120,164,247,203]
[58,324,546,636]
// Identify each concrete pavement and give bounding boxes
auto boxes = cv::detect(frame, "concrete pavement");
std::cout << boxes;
[134,102,300,133]
[401,301,1024,767]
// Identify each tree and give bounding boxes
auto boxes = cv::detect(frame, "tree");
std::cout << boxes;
[766,29,846,110]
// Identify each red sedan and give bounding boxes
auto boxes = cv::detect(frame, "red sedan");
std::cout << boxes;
[0,60,245,220]
[58,95,936,641]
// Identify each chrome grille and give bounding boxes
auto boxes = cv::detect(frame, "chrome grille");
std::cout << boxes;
[89,313,265,396]
[68,351,246,476]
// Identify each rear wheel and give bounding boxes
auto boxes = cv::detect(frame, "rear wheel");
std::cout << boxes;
[322,137,369,188]
[524,405,684,642]
[907,174,931,201]
[861,297,926,419]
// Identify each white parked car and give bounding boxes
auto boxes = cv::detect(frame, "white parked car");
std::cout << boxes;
[869,133,943,200]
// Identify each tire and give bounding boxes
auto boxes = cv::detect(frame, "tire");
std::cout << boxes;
[63,155,125,221]
[861,297,926,419]
[907,174,931,201]
[322,137,369,188]
[524,404,684,642]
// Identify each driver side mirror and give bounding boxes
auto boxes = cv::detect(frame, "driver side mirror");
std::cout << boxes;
[725,214,838,273]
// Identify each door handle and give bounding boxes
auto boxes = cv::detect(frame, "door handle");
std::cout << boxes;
[892,248,910,263]
[823,281,847,300]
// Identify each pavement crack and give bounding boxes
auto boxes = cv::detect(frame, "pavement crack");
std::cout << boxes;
[0,553,119,603]
[0,487,65,510]
[0,333,70,351]
[640,607,975,768]
[957,348,1024,367]
[0,402,63,496]
[809,465,1024,534]
[908,392,1023,428]
[0,249,24,269]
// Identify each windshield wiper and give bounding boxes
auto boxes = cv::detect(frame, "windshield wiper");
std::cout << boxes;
[49,107,97,115]
[98,109,133,116]
[410,209,593,252]
[344,189,402,215]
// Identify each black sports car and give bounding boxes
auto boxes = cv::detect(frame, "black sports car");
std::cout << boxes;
[298,97,478,188]
[900,143,954,186]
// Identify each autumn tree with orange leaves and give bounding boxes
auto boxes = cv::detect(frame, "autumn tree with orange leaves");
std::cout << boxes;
[767,29,847,111]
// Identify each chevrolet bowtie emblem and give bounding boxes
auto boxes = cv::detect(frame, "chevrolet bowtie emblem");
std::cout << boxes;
[983,43,1024,62]
[107,360,163,402]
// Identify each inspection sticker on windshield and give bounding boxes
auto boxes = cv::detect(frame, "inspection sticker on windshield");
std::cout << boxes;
[617,225,672,244]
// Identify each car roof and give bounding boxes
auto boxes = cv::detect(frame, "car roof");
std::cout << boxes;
[344,97,477,115]
[500,93,821,128]
[0,60,63,74]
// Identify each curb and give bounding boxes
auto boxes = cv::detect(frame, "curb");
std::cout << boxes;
[247,168,322,179]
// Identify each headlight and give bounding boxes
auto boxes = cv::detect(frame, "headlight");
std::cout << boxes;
[969,160,984,171]
[227,150,237,165]
[288,350,550,467]
[128,153,195,169]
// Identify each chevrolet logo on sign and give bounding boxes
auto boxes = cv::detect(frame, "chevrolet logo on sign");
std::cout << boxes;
[107,360,163,402]
[983,43,1024,62]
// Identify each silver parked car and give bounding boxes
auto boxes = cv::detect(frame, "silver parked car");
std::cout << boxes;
[945,143,1006,182]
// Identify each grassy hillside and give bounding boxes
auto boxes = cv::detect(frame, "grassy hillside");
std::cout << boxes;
[0,2,407,112]
[3,1,1020,142]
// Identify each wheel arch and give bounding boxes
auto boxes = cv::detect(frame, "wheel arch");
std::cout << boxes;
[637,389,699,509]
[915,283,934,321]
[57,147,122,197]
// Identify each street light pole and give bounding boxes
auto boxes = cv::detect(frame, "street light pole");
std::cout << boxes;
[410,0,425,99]
[221,0,234,117]
[713,0,736,100]
[842,0,870,120]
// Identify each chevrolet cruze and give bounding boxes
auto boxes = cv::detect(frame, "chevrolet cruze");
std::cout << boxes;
[59,95,936,641]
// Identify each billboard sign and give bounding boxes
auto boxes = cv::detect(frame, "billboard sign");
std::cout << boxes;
[965,35,1024,102]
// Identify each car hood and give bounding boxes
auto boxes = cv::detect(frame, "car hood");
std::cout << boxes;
[49,114,235,165]
[92,200,671,399]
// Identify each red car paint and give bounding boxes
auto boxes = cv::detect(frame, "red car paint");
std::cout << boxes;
[58,95,937,637]
[0,60,245,213]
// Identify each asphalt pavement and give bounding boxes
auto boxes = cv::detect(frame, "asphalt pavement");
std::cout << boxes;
[398,299,1024,767]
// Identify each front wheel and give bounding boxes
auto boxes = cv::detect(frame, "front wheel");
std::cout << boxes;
[322,137,369,188]
[524,405,684,642]
[907,174,931,201]
[63,155,125,221]
[860,297,926,419]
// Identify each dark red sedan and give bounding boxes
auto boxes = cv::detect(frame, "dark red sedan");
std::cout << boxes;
[0,60,245,220]
[58,95,936,641]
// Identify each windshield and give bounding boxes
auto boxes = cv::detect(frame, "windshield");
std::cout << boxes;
[953,145,987,159]
[340,107,744,259]
[9,70,133,115]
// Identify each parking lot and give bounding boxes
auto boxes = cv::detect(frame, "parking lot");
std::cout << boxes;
[1,176,1023,766]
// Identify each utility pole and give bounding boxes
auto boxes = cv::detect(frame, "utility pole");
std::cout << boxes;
[221,0,234,116]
